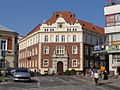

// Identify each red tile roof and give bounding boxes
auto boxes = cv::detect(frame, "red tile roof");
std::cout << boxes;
[45,11,104,35]
[21,11,104,40]
[20,24,41,40]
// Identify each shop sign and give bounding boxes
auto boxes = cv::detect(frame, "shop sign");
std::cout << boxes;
[117,59,120,62]
[112,41,120,45]
[108,45,119,51]
[94,45,101,51]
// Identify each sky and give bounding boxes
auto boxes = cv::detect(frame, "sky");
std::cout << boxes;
[0,0,107,36]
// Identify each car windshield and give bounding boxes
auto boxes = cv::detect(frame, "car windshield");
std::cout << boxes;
[15,68,28,72]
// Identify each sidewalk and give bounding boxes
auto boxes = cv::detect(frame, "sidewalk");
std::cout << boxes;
[76,75,120,89]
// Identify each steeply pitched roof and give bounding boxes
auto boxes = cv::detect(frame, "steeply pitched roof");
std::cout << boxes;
[21,11,104,40]
[0,25,12,32]
[45,11,104,35]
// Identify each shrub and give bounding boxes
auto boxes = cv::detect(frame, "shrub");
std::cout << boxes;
[63,70,71,75]
[70,69,76,75]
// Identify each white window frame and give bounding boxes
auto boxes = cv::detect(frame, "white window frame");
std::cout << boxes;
[0,39,7,50]
[44,46,49,54]
[72,59,78,67]
[44,35,48,42]
[35,48,38,55]
[72,46,78,54]
[56,46,65,54]
[32,48,34,56]
[35,59,37,67]
[61,35,65,42]
[32,60,34,67]
[73,35,77,42]
[43,59,49,67]
[56,35,59,42]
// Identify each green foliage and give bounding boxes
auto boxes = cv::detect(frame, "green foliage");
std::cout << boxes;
[63,70,71,75]
[63,69,76,75]
[0,77,4,81]
[70,69,76,75]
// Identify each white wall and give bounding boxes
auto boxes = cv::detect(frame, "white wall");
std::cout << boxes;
[104,4,120,15]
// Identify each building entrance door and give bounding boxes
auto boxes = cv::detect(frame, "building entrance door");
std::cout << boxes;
[117,67,120,75]
[57,61,63,73]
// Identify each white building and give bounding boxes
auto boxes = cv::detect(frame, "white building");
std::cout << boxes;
[104,1,120,75]
[19,11,104,74]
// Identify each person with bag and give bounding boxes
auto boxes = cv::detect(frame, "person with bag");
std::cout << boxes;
[93,70,99,86]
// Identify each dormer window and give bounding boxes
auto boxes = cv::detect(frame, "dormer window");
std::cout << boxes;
[44,29,46,32]
[58,23,62,28]
[70,14,73,18]
[50,28,54,31]
[56,14,59,17]
[44,28,49,32]
[93,27,95,30]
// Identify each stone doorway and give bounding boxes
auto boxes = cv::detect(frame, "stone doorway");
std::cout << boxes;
[57,61,63,73]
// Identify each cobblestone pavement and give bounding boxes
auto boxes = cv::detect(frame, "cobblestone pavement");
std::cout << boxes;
[0,76,120,90]
[77,75,120,90]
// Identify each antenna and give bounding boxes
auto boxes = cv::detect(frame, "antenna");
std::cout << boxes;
[106,0,115,5]
[106,0,120,5]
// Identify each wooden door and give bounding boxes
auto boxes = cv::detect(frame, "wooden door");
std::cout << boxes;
[57,61,63,73]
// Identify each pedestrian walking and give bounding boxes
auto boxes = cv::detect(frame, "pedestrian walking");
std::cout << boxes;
[103,70,108,81]
[93,70,99,86]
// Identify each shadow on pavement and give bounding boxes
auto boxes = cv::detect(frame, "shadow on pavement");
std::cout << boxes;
[98,81,113,86]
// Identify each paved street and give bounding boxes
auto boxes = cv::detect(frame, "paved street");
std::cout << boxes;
[0,76,120,90]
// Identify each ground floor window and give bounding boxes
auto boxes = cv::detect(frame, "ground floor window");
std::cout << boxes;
[85,59,89,67]
[0,59,5,69]
[43,59,49,67]
[112,54,120,63]
[72,59,77,67]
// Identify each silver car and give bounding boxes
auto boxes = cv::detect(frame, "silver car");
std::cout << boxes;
[13,68,31,82]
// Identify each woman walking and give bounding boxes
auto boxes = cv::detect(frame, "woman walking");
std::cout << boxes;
[93,70,99,86]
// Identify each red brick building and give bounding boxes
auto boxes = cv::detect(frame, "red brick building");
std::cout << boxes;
[19,11,105,74]
[0,25,18,70]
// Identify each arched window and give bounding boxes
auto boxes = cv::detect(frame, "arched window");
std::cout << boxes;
[44,35,48,42]
[43,59,49,67]
[61,35,65,42]
[73,35,77,42]
[56,35,59,42]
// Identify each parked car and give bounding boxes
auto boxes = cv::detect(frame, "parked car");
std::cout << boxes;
[29,70,34,77]
[4,68,15,77]
[13,68,31,82]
